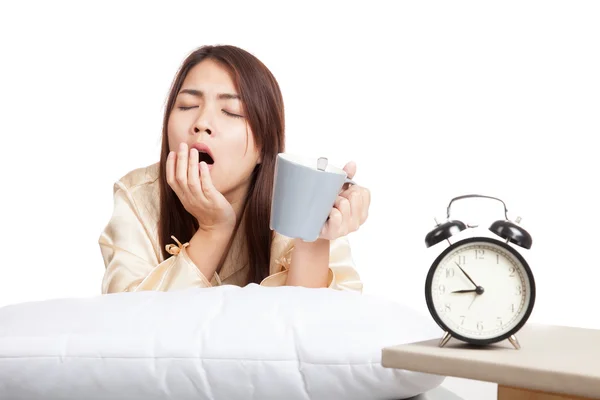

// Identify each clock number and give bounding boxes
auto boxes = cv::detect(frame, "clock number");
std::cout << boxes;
[460,315,466,325]
[515,285,522,295]
[508,266,516,277]
[510,303,515,313]
[445,268,455,278]
[476,321,484,331]
[496,317,503,327]
[457,255,466,265]
[444,303,451,313]
[496,254,500,264]
[474,249,484,260]
[438,284,446,294]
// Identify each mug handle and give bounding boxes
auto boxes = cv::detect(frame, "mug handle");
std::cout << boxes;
[317,157,357,190]
[342,177,356,190]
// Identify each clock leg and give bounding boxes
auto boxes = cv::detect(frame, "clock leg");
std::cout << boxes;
[439,331,452,347]
[508,334,521,350]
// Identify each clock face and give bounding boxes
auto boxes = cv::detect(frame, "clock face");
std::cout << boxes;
[426,237,535,344]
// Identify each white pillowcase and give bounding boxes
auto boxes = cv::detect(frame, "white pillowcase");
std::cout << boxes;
[0,284,445,399]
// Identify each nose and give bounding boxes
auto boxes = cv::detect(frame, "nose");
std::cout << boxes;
[194,126,212,135]
[192,107,213,136]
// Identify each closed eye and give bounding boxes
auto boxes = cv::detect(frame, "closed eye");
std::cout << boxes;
[177,106,243,119]
[222,110,244,119]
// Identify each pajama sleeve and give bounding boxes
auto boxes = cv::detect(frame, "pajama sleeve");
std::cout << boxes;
[99,181,214,294]
[260,235,363,293]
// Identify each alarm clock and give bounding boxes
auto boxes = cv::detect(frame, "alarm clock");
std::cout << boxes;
[424,194,535,350]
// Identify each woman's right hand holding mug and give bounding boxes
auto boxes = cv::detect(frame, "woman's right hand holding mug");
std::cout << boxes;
[166,142,237,234]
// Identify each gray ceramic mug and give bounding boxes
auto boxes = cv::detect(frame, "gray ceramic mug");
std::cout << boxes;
[270,153,356,242]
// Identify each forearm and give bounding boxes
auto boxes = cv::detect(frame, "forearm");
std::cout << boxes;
[286,238,330,288]
[186,226,234,282]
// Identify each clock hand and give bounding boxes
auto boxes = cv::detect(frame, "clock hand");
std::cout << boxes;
[454,262,479,288]
[451,286,485,295]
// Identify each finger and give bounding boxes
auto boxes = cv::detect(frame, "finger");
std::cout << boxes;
[341,187,364,228]
[176,142,189,190]
[166,150,183,197]
[360,188,371,223]
[199,161,215,200]
[321,207,343,239]
[341,186,369,226]
[348,191,363,231]
[188,148,202,197]
[341,161,357,191]
[339,183,360,199]
[334,196,351,236]
[343,161,357,180]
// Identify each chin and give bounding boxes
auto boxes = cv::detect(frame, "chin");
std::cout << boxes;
[211,179,232,198]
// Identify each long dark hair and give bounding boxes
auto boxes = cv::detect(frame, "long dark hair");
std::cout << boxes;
[157,45,285,284]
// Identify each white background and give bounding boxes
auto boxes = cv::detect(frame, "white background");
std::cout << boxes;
[1,1,598,398]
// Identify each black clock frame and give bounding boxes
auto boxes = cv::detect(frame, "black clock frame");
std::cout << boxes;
[425,236,536,346]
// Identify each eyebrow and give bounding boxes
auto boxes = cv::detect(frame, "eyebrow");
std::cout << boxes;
[178,89,240,100]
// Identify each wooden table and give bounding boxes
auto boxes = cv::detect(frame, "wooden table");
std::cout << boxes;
[381,324,600,399]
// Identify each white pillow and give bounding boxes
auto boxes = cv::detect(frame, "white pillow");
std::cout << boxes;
[0,284,445,399]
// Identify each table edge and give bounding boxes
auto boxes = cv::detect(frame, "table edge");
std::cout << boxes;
[381,348,600,399]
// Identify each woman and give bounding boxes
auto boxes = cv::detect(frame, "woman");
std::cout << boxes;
[99,45,370,294]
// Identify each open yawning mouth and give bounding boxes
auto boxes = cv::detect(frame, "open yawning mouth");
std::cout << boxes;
[198,151,214,165]
[191,143,215,165]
